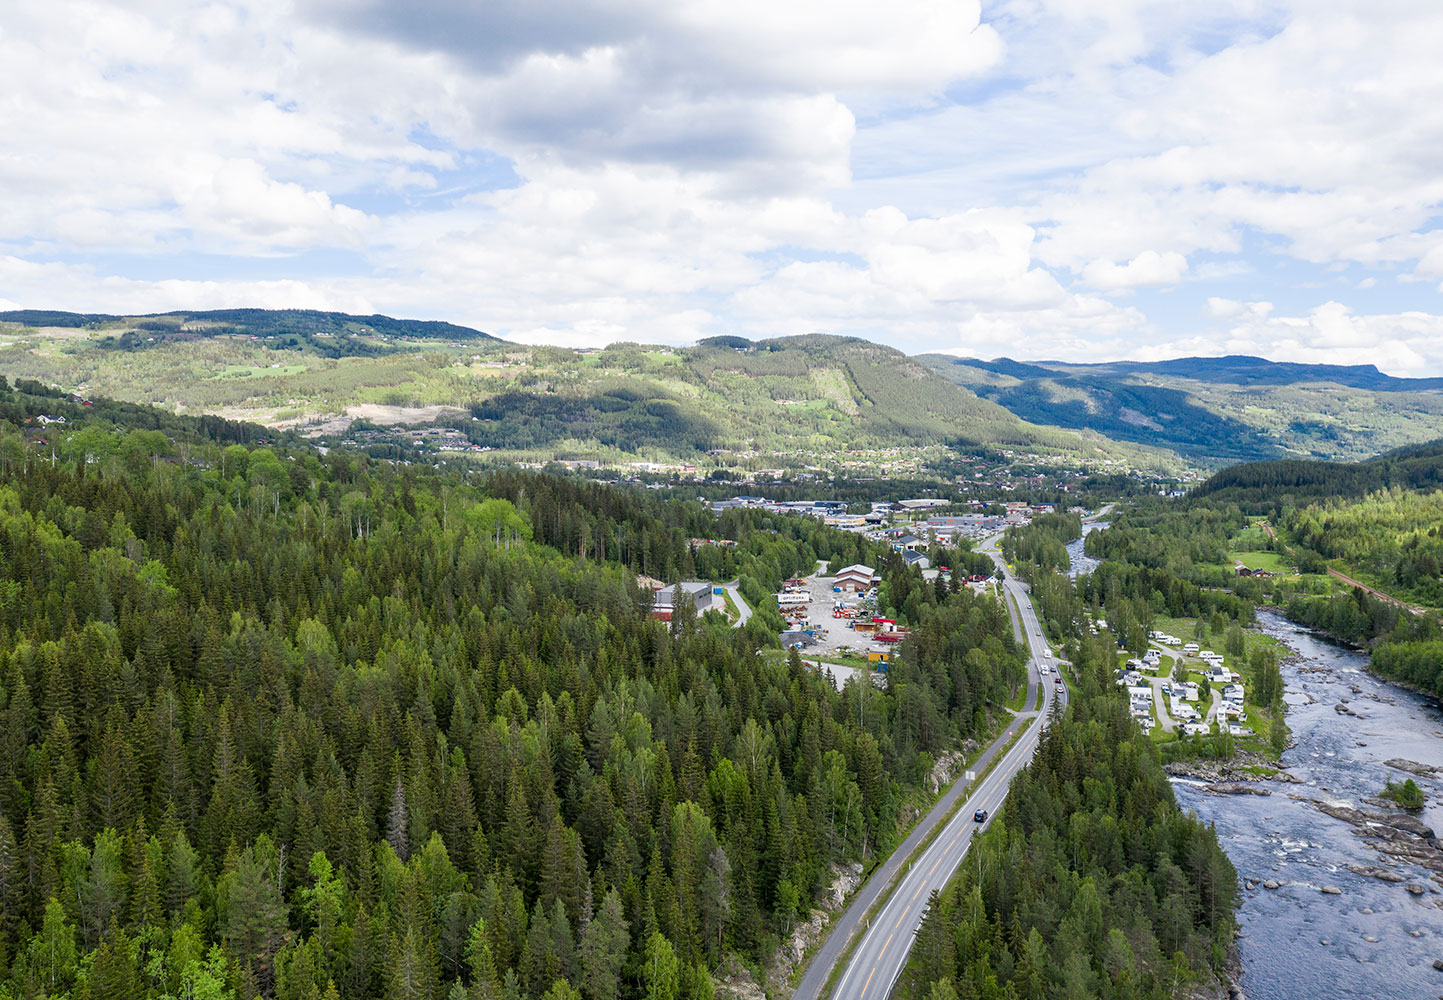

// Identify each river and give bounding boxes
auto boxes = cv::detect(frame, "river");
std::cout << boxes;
[1173,611,1443,999]
[1065,520,1106,578]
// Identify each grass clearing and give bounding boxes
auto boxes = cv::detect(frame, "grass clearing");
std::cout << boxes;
[207,363,308,381]
[1228,549,1288,573]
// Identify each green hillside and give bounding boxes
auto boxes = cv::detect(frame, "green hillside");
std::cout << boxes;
[1190,438,1443,508]
[0,312,1167,472]
[0,307,498,352]
[920,353,1443,465]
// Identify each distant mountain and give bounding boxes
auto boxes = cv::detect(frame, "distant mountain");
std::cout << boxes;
[0,307,500,353]
[1061,355,1443,391]
[921,353,1443,465]
[0,313,1163,469]
[460,334,1161,464]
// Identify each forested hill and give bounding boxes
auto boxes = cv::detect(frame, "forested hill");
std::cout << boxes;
[921,352,1443,465]
[1189,437,1443,509]
[0,316,1165,469]
[0,379,1031,999]
[0,308,499,357]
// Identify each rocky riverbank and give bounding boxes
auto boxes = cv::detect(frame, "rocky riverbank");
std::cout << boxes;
[1163,748,1302,788]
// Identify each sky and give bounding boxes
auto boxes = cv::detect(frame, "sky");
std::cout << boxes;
[4,0,1443,374]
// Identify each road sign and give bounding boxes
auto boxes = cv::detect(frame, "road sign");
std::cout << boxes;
[965,770,976,781]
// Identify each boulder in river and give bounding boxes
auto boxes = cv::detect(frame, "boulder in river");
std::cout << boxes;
[1292,795,1443,871]
[1321,885,1343,894]
[1408,883,1427,895]
[1346,864,1406,883]
[1205,783,1272,796]
[1386,758,1443,779]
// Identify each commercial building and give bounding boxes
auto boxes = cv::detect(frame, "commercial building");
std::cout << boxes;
[652,581,717,620]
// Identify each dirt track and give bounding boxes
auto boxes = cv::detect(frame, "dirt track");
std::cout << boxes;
[1323,566,1428,617]
[1258,521,1428,617]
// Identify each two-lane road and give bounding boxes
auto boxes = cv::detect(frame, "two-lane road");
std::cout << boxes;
[797,536,1066,1000]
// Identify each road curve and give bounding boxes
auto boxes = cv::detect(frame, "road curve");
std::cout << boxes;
[723,581,754,627]
[792,535,1065,1000]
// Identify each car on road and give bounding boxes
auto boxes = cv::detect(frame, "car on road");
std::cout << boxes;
[1035,630,1042,636]
[973,809,988,822]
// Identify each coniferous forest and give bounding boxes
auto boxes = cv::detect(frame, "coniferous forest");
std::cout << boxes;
[0,381,1035,999]
[895,636,1238,1000]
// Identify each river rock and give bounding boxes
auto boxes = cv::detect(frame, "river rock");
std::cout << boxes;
[1362,907,1373,914]
[1386,758,1443,778]
[1346,863,1406,883]
[1292,796,1443,871]
[1206,782,1273,796]
[1322,885,1343,894]
[1434,959,1443,971]
[1364,935,1379,942]
[1410,883,1428,895]
[1264,880,1281,889]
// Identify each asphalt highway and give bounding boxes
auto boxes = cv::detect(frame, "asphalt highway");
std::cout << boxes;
[794,534,1067,1000]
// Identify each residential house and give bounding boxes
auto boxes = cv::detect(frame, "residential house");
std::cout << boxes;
[902,550,930,570]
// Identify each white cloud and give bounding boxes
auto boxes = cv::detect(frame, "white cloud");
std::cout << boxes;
[1031,1,1443,276]
[0,256,377,316]
[1081,250,1188,290]
[2,0,1443,375]
[1204,297,1272,319]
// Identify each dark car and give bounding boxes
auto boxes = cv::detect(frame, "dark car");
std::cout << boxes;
[973,809,988,822]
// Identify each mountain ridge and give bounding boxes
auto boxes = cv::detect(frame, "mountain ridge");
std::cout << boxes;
[952,353,1443,391]
[0,307,500,345]
[921,351,1443,465]
[7,306,1443,471]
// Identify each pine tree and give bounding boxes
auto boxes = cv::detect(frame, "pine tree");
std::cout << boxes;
[0,814,16,930]
[85,923,142,999]
[223,836,289,991]
[579,888,629,1000]
[388,923,440,1000]
[84,827,130,947]
[388,778,411,862]
[521,897,556,997]
[465,917,501,1000]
